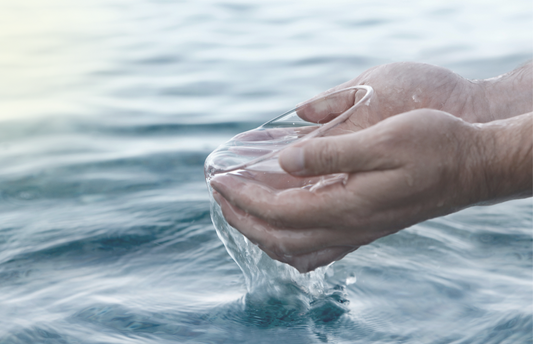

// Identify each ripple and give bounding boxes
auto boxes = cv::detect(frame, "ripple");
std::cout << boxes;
[0,0,531,343]
[0,187,43,205]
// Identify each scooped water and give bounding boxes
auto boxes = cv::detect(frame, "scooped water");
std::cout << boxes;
[203,86,373,295]
[205,124,351,320]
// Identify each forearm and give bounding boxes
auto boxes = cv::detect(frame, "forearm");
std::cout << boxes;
[479,62,533,122]
[474,112,532,204]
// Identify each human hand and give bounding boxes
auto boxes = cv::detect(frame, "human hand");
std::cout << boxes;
[208,62,532,273]
[297,61,531,128]
[211,109,488,273]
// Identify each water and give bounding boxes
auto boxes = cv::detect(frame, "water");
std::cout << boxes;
[0,0,532,343]
[203,86,373,293]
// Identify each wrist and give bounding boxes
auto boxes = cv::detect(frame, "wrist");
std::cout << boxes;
[479,62,533,122]
[471,113,533,204]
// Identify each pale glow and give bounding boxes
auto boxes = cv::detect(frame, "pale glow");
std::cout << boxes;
[0,0,531,121]
[0,0,118,119]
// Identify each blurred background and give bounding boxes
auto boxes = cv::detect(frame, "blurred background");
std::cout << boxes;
[1,0,531,121]
[0,1,531,343]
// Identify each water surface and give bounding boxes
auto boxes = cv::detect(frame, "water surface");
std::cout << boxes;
[0,1,532,343]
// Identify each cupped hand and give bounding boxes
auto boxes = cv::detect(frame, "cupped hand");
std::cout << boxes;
[297,62,494,129]
[210,109,486,273]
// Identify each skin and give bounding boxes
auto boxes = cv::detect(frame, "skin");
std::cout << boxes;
[210,62,533,273]
[295,61,532,126]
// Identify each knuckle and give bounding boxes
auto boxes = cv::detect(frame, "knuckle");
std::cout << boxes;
[313,141,340,173]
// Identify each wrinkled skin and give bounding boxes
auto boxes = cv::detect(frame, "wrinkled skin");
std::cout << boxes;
[211,110,486,272]
[210,62,533,273]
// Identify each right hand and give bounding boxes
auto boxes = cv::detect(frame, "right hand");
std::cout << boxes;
[212,109,533,273]
[211,109,485,273]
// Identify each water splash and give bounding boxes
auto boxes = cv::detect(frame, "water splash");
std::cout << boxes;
[204,86,373,297]
[208,185,330,294]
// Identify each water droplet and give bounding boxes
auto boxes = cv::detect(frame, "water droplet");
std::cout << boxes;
[346,273,356,285]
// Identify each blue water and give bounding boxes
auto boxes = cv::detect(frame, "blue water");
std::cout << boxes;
[0,1,532,343]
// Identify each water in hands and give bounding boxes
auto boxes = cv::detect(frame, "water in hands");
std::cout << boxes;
[204,86,374,299]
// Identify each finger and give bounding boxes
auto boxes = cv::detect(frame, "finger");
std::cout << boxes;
[215,190,356,272]
[229,168,324,190]
[233,126,317,142]
[223,126,319,165]
[278,125,402,176]
[226,146,278,159]
[212,189,348,256]
[210,174,348,228]
[294,68,377,124]
[296,77,361,110]
[296,88,357,124]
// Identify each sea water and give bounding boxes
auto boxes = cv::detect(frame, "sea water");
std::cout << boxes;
[0,0,532,343]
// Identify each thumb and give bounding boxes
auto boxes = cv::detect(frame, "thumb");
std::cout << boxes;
[278,132,394,176]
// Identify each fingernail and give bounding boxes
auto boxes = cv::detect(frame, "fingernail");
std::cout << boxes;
[210,174,244,198]
[209,174,230,191]
[212,190,223,205]
[280,147,305,173]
